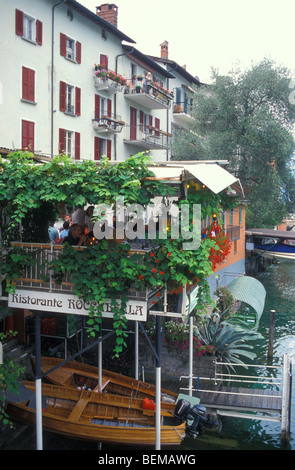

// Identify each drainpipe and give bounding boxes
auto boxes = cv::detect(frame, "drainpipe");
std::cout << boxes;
[114,48,134,161]
[51,0,66,158]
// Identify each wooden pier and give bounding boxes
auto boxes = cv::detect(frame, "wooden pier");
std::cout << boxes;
[180,354,292,441]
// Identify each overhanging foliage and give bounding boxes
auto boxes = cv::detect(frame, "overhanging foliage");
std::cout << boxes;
[0,151,236,355]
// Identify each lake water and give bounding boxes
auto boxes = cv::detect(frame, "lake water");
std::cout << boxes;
[1,261,294,451]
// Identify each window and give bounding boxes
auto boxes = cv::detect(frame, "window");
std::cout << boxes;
[94,95,112,120]
[60,81,81,116]
[131,64,137,85]
[66,84,74,114]
[66,37,75,60]
[60,33,81,63]
[15,9,42,45]
[22,66,35,103]
[59,129,80,159]
[94,137,111,160]
[22,120,34,151]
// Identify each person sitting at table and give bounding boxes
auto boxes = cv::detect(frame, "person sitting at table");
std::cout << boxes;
[63,224,86,246]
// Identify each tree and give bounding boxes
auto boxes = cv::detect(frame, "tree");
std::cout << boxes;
[172,59,295,228]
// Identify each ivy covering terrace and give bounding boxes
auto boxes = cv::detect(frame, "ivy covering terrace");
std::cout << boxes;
[0,151,236,356]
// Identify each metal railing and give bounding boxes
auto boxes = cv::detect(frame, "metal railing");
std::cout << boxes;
[179,355,292,438]
[123,125,171,149]
[9,242,159,302]
[226,225,240,241]
[173,101,193,116]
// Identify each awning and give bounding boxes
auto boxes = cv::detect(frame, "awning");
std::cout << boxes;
[148,161,244,197]
[228,276,266,322]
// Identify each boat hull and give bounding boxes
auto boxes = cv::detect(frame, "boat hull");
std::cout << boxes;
[6,382,185,446]
[34,357,177,402]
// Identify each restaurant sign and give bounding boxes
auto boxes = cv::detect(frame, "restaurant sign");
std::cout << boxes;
[8,289,147,321]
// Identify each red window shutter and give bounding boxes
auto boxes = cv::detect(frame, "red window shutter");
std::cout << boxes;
[100,54,108,70]
[36,20,42,45]
[22,67,35,102]
[76,41,81,63]
[59,128,65,154]
[75,132,80,160]
[15,9,23,36]
[107,99,112,118]
[75,87,81,116]
[155,118,160,136]
[107,140,112,160]
[95,95,100,120]
[139,111,144,131]
[149,115,153,134]
[94,136,100,160]
[60,33,67,56]
[22,120,34,152]
[60,81,66,111]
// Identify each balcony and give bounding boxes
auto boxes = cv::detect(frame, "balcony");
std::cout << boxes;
[93,67,127,94]
[7,243,163,319]
[226,225,241,241]
[124,82,173,110]
[92,113,125,135]
[173,102,194,127]
[123,125,172,150]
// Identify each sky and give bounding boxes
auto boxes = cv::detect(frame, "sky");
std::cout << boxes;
[80,0,295,84]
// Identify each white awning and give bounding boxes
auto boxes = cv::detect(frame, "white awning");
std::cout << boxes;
[186,163,243,196]
[149,162,244,197]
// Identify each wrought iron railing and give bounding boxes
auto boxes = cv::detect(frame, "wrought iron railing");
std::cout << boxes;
[226,225,240,241]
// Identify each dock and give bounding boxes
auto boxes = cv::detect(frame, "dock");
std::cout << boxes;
[180,354,292,441]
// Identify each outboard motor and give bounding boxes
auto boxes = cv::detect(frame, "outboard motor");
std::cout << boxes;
[174,399,218,438]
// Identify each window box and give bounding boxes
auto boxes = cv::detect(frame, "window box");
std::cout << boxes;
[94,65,127,94]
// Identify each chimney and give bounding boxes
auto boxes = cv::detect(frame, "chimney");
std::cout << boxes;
[96,4,118,28]
[160,41,168,59]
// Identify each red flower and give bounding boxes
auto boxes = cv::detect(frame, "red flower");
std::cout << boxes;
[159,271,165,275]
[156,259,159,263]
[168,252,171,256]
[150,253,155,257]
[152,268,157,273]
[138,274,143,279]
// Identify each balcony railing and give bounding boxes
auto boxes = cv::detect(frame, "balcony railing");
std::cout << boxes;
[226,225,241,241]
[92,113,125,135]
[173,102,193,116]
[9,242,161,308]
[124,82,172,110]
[123,125,172,150]
[173,102,194,127]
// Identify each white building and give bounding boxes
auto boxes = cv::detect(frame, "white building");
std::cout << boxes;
[0,1,201,162]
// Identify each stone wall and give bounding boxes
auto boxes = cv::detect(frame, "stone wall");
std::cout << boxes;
[138,339,217,394]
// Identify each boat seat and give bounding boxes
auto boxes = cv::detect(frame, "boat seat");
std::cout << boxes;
[92,378,110,392]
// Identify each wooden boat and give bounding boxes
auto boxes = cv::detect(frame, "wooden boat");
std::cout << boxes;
[6,381,186,446]
[32,357,178,402]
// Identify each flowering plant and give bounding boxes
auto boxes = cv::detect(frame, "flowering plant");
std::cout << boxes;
[164,321,214,356]
[206,221,231,271]
[147,80,174,98]
[94,65,127,86]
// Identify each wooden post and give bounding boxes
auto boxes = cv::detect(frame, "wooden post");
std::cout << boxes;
[268,310,276,358]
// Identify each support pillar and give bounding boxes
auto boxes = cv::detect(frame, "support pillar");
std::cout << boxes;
[155,315,161,450]
[35,312,43,450]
